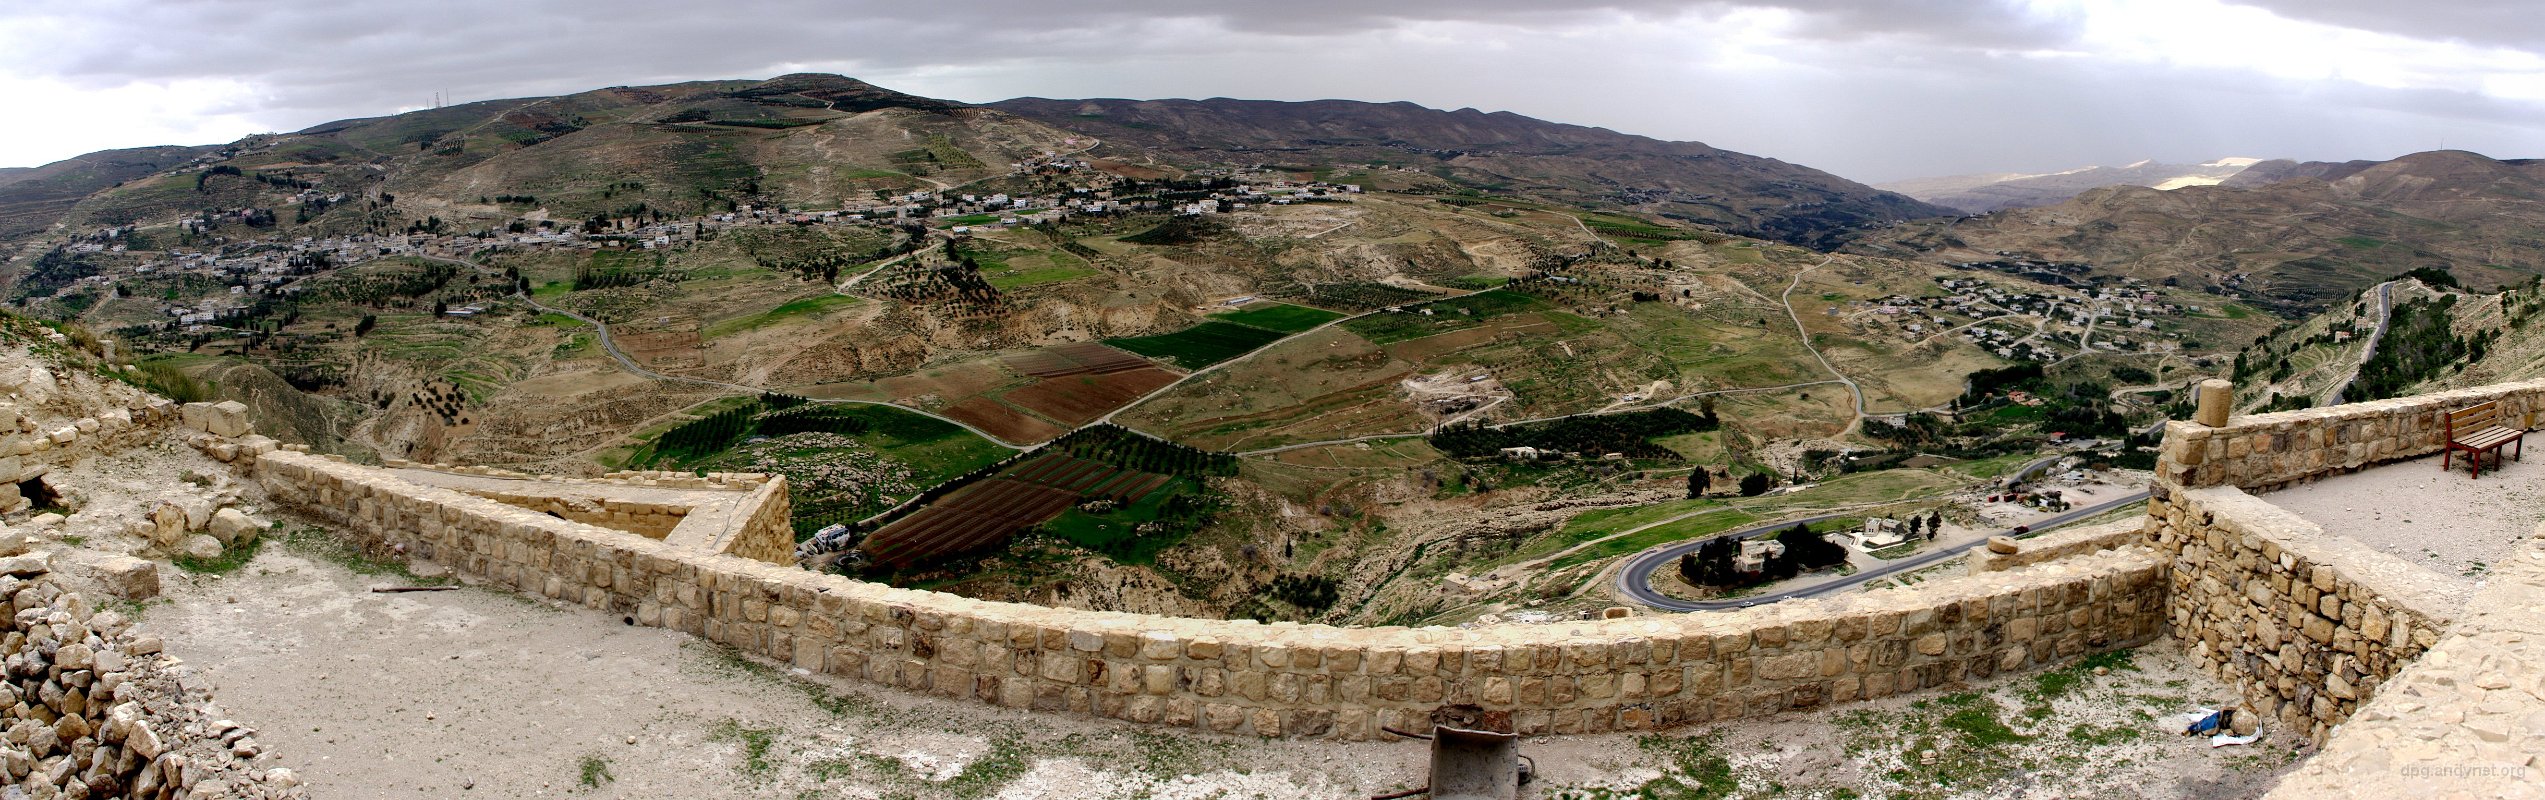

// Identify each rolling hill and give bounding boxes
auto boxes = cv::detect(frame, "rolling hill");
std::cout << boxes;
[1857,150,2545,314]
[1877,157,2264,214]
[989,96,1952,248]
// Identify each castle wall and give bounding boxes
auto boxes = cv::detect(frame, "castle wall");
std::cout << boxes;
[2146,485,2457,744]
[2156,378,2545,492]
[2262,521,2545,799]
[249,449,2163,739]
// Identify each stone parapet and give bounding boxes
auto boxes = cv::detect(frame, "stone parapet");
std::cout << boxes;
[2262,522,2545,799]
[252,449,2164,739]
[1970,519,2145,573]
[2147,484,2459,743]
[2157,378,2545,491]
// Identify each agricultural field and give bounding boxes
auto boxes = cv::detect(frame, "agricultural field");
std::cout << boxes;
[1105,320,1290,370]
[859,452,1178,569]
[1001,366,1179,425]
[1208,301,1345,333]
[1340,289,1550,344]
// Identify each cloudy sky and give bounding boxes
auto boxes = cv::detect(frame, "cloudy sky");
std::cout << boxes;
[2,0,2539,182]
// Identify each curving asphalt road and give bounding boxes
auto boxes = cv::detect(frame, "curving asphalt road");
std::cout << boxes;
[1613,489,2152,612]
[2325,280,2394,406]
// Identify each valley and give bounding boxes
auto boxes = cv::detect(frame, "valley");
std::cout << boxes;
[22,71,2526,636]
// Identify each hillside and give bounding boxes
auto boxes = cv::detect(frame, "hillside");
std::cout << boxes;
[0,144,221,244]
[0,72,2251,628]
[990,96,1951,248]
[1856,150,2545,314]
[2229,273,2545,413]
[1877,157,2263,214]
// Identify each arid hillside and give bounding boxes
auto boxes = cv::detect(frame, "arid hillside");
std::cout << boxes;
[1859,150,2545,314]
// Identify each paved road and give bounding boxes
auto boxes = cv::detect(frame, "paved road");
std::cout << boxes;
[2325,281,2394,406]
[1612,490,2151,612]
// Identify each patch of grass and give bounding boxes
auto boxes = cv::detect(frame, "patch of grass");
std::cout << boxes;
[1339,289,1549,344]
[1934,692,2027,748]
[171,536,263,575]
[701,293,860,338]
[708,719,782,777]
[1208,302,1345,333]
[939,734,1031,799]
[982,264,1095,290]
[1104,320,1290,370]
[577,755,614,790]
[274,525,453,585]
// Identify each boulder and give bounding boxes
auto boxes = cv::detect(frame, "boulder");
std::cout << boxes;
[179,535,224,562]
[1986,536,2021,555]
[207,509,263,547]
[0,529,24,558]
[148,504,189,546]
[84,557,159,600]
[206,401,250,438]
[0,553,49,577]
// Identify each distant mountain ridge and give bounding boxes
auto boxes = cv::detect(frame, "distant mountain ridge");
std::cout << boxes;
[990,96,1950,248]
[1858,150,2545,313]
[1879,158,2265,213]
[2,75,1947,254]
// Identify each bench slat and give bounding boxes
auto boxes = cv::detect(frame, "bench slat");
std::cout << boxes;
[2457,427,2522,449]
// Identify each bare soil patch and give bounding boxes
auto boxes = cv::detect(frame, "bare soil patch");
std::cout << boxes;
[1001,366,1179,425]
[939,395,1066,443]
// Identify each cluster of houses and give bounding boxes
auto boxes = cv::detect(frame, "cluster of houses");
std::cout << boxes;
[1850,276,2192,361]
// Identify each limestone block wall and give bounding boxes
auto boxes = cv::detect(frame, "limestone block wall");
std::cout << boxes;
[2157,378,2545,491]
[2147,484,2459,743]
[685,478,793,565]
[453,491,691,539]
[0,396,175,512]
[2264,522,2545,799]
[1970,520,2145,574]
[251,449,2166,740]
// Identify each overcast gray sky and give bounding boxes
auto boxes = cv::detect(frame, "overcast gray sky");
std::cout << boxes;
[3,0,2540,182]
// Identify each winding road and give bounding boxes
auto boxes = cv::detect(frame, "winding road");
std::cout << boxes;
[2325,280,2395,406]
[1611,489,2150,612]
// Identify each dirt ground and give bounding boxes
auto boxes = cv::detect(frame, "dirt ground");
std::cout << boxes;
[2259,452,2545,596]
[131,519,2303,799]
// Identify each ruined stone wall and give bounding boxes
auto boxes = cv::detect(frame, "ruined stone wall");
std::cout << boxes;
[250,449,2166,740]
[449,491,691,539]
[2263,521,2545,799]
[2157,378,2545,492]
[1969,520,2144,574]
[2148,486,2459,744]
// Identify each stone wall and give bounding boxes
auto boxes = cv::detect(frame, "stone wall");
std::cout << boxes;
[250,449,2167,739]
[1969,520,2144,574]
[2262,521,2545,799]
[2157,378,2545,492]
[2148,485,2460,744]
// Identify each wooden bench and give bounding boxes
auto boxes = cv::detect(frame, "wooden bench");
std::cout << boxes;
[2443,400,2526,479]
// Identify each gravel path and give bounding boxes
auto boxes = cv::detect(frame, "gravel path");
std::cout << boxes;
[2261,452,2545,589]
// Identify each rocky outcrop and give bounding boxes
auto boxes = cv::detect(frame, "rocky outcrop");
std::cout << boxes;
[0,558,302,798]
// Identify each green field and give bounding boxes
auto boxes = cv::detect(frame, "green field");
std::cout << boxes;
[700,293,860,338]
[1041,477,1196,565]
[1105,321,1291,370]
[1339,289,1549,344]
[1209,303,1345,333]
